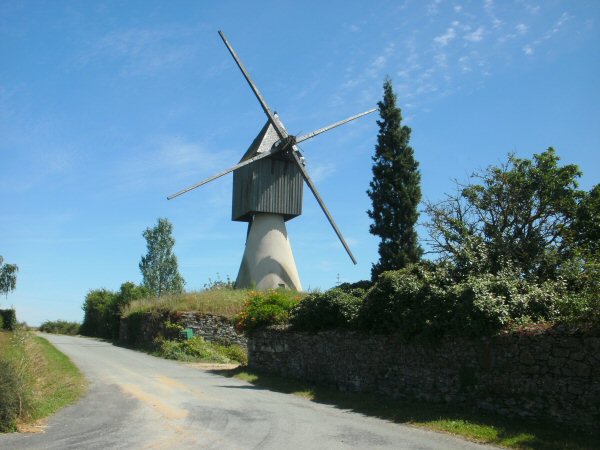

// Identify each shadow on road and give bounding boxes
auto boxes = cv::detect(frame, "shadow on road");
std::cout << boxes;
[207,367,599,450]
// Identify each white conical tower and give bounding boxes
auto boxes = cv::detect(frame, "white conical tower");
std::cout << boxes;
[235,213,302,290]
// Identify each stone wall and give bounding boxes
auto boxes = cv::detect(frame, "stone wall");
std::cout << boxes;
[119,312,247,348]
[248,326,600,430]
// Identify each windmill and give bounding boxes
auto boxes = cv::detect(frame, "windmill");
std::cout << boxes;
[168,31,375,291]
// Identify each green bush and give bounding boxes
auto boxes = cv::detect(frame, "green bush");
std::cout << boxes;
[289,288,364,331]
[80,283,150,339]
[0,359,21,431]
[155,336,247,363]
[358,263,579,340]
[39,320,80,335]
[234,289,300,333]
[0,309,17,331]
[358,263,452,339]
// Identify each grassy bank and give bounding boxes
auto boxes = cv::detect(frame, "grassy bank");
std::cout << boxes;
[0,330,86,432]
[121,289,250,319]
[210,367,599,450]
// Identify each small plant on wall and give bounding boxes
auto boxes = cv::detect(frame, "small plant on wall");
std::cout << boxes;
[234,290,300,333]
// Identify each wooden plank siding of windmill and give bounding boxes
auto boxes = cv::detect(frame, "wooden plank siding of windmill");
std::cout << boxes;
[232,121,304,222]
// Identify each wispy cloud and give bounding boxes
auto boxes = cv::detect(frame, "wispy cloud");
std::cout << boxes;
[308,162,337,183]
[113,136,235,192]
[464,26,485,42]
[82,25,205,76]
[434,24,457,46]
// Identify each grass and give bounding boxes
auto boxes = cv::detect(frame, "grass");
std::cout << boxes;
[0,329,87,432]
[210,367,599,450]
[121,288,251,319]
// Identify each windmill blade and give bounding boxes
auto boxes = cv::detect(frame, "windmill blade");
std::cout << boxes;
[218,30,288,140]
[290,150,357,265]
[296,108,377,144]
[167,148,277,200]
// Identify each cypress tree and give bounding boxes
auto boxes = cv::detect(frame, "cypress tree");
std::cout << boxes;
[367,78,422,280]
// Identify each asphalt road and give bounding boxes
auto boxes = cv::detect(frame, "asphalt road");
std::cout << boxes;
[0,334,495,449]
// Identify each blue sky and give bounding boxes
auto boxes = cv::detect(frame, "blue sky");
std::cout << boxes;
[1,0,598,326]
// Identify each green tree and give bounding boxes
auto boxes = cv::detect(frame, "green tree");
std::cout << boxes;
[0,256,18,302]
[139,218,185,297]
[425,148,583,280]
[80,288,116,338]
[572,184,600,255]
[106,282,150,339]
[367,78,422,280]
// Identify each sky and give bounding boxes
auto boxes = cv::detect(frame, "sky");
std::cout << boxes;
[1,0,599,326]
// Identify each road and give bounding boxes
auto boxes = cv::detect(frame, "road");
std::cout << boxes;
[0,334,495,449]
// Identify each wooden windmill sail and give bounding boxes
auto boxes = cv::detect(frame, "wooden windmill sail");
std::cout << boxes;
[168,31,375,290]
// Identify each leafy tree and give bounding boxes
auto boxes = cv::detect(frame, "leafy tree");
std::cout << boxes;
[139,218,185,297]
[80,288,116,338]
[425,148,583,280]
[367,78,422,280]
[106,282,150,339]
[572,184,600,255]
[80,282,150,339]
[0,256,18,302]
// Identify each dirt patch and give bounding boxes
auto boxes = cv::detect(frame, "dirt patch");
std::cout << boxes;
[185,362,239,371]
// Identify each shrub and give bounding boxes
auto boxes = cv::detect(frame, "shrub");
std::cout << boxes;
[155,336,231,363]
[289,288,364,331]
[0,309,17,330]
[0,359,21,432]
[39,320,80,335]
[234,290,300,333]
[358,263,453,339]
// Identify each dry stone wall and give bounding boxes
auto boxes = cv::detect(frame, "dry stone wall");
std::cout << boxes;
[119,312,247,347]
[248,326,600,430]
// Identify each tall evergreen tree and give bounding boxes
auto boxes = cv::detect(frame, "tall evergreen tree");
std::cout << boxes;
[139,218,185,297]
[367,78,422,280]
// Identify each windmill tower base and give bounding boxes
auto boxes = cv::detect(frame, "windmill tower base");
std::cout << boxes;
[235,213,302,291]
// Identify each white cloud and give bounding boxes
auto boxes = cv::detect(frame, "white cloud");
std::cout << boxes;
[86,25,202,76]
[523,45,534,55]
[465,26,485,42]
[113,136,235,192]
[427,0,442,16]
[434,27,457,46]
[516,23,528,34]
[308,162,337,183]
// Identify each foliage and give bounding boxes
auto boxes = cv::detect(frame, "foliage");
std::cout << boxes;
[80,282,149,339]
[357,263,581,340]
[367,78,422,280]
[139,218,185,297]
[234,290,300,333]
[0,309,17,330]
[153,336,246,364]
[337,280,373,296]
[289,288,363,331]
[39,320,80,335]
[571,184,600,255]
[0,256,18,302]
[80,288,116,338]
[425,148,583,281]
